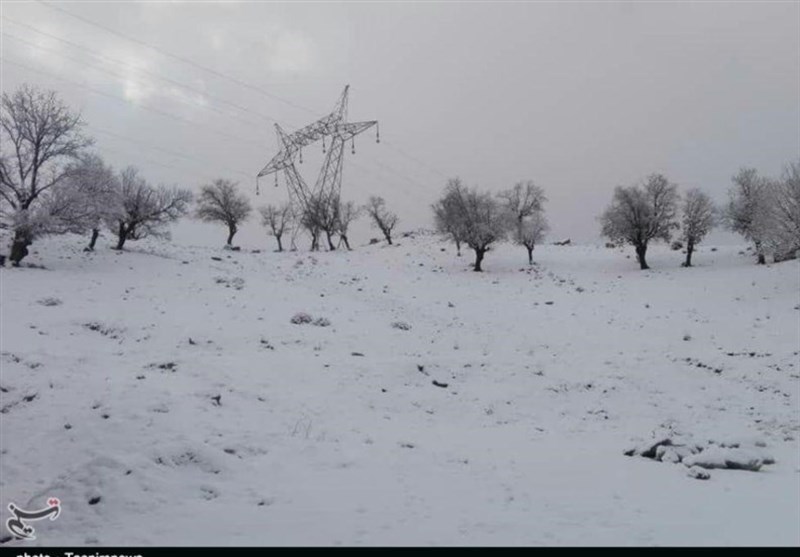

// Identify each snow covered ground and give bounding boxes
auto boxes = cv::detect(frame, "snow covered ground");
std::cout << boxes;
[1,232,798,546]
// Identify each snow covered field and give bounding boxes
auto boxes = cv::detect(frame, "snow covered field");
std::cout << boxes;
[1,233,798,546]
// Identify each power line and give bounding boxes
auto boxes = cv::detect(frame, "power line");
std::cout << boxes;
[1,32,437,197]
[2,57,267,152]
[37,0,321,118]
[90,126,253,180]
[33,0,451,180]
[382,139,448,179]
[1,17,288,129]
[3,55,434,200]
[1,31,259,132]
[2,21,442,192]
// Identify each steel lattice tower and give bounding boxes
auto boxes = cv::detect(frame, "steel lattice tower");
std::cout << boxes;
[257,86,378,212]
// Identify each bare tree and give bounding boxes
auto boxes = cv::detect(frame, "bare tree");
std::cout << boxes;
[599,173,679,270]
[364,196,398,245]
[432,178,467,256]
[771,161,800,261]
[499,180,547,238]
[681,188,716,267]
[724,168,772,264]
[113,167,193,250]
[499,180,549,264]
[335,200,360,250]
[195,179,252,246]
[0,85,93,265]
[317,193,340,251]
[298,193,339,251]
[517,210,550,265]
[433,182,507,271]
[299,202,322,251]
[259,202,294,252]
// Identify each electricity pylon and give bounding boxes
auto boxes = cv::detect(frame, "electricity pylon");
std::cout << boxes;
[257,86,378,212]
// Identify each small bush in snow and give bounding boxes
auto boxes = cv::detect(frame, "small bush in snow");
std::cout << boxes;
[290,312,313,325]
[214,276,245,290]
[671,240,684,251]
[312,317,331,327]
[37,297,62,307]
[83,321,123,338]
[391,321,412,331]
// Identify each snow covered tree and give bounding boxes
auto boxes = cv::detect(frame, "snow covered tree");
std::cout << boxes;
[680,188,716,267]
[433,182,507,272]
[112,167,192,250]
[319,194,341,251]
[0,85,93,265]
[299,201,322,252]
[724,168,772,265]
[335,200,360,251]
[59,154,121,251]
[302,192,339,251]
[432,178,468,256]
[517,210,550,265]
[259,202,294,252]
[195,179,252,246]
[498,180,546,236]
[364,196,398,245]
[600,174,679,270]
[771,161,800,262]
[499,180,549,265]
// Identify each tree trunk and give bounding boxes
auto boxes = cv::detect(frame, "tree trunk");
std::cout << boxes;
[755,241,765,265]
[9,229,32,266]
[684,240,694,267]
[473,247,486,272]
[385,232,393,245]
[275,234,283,252]
[310,231,319,251]
[635,243,649,270]
[115,223,128,250]
[227,224,237,246]
[326,231,336,251]
[455,238,461,256]
[86,228,100,252]
[342,235,352,251]
[527,246,534,265]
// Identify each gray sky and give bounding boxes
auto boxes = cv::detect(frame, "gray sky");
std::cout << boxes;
[2,0,798,247]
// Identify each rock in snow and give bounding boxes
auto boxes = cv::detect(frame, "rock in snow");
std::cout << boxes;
[625,435,775,473]
[686,466,711,480]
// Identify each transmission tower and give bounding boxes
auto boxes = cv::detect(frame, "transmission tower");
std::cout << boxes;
[256,86,379,212]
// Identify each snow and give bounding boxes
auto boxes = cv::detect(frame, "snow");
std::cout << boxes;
[1,234,798,546]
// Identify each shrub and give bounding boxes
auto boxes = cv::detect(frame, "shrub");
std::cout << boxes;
[290,312,313,325]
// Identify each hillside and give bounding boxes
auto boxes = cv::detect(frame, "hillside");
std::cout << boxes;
[1,233,798,546]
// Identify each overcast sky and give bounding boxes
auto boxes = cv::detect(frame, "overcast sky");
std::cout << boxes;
[2,0,798,247]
